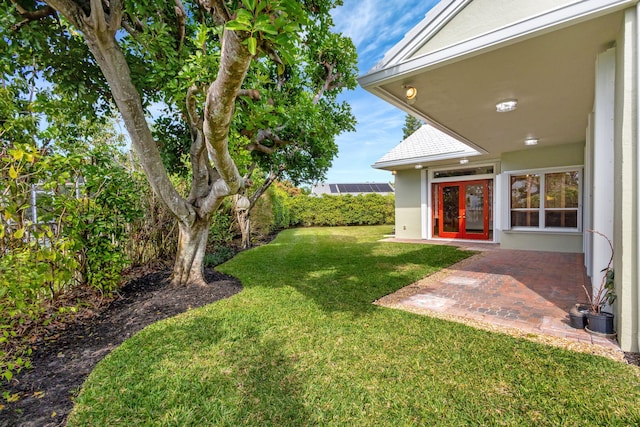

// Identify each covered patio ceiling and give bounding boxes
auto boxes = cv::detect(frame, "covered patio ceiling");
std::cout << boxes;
[363,10,625,157]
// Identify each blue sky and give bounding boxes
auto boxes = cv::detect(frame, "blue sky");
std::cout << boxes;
[325,0,440,183]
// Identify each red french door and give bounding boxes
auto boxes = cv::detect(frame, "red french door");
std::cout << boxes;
[437,180,490,240]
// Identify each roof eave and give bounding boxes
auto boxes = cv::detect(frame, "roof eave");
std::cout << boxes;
[359,0,637,89]
[372,151,481,170]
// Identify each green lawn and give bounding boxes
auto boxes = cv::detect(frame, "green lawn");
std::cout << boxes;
[68,226,640,426]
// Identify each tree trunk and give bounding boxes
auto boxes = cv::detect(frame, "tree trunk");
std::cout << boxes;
[45,0,252,287]
[238,209,251,249]
[170,217,211,287]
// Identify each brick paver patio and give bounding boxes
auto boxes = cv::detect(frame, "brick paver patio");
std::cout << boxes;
[378,238,620,353]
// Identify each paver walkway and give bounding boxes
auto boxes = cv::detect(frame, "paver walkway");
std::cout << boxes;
[376,239,620,356]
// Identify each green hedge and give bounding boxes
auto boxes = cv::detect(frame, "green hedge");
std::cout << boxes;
[288,193,394,227]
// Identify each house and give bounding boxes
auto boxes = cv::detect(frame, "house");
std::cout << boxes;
[359,0,640,352]
[310,182,394,196]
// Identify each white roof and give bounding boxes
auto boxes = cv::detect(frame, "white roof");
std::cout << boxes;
[373,124,479,169]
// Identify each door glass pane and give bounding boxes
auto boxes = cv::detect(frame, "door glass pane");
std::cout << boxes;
[432,183,440,237]
[488,180,494,234]
[465,183,484,234]
[442,185,459,233]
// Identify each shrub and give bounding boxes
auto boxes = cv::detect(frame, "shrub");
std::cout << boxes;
[289,193,394,227]
[0,140,144,382]
[203,246,236,267]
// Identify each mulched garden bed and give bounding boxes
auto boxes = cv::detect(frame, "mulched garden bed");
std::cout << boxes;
[0,268,242,427]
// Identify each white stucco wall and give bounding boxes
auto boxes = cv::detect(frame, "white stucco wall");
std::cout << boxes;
[501,142,584,171]
[394,170,423,239]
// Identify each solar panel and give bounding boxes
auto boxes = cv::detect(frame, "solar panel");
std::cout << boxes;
[321,183,394,194]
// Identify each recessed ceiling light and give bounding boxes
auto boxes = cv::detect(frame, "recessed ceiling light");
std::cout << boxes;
[524,138,539,146]
[496,99,518,112]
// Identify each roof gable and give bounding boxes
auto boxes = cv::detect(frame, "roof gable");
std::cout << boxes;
[411,0,580,59]
[373,124,479,169]
[361,0,633,86]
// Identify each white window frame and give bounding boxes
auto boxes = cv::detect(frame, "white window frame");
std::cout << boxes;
[505,166,583,232]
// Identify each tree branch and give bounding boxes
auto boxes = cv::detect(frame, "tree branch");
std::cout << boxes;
[185,84,214,208]
[174,0,186,51]
[120,19,137,37]
[245,128,291,154]
[203,0,232,25]
[243,162,257,181]
[10,1,57,30]
[185,84,203,131]
[247,169,279,207]
[238,89,261,100]
[197,27,253,215]
[89,0,106,33]
[313,61,342,104]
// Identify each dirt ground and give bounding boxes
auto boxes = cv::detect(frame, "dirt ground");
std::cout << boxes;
[0,268,242,427]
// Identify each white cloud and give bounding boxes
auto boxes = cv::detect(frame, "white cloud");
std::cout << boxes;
[333,0,438,72]
[325,0,438,183]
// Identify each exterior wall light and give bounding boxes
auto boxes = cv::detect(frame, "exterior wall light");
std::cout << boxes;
[405,86,417,105]
[405,86,418,100]
[459,158,469,164]
[496,99,518,112]
[524,138,539,146]
[414,164,423,169]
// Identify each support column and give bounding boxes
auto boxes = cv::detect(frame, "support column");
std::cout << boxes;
[592,48,615,309]
[614,8,640,352]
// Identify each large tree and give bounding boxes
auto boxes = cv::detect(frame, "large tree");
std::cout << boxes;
[3,0,357,286]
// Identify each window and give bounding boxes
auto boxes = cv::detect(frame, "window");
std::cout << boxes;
[510,169,580,230]
[433,165,494,178]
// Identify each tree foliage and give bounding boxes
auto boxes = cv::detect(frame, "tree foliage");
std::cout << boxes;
[3,0,358,285]
[402,114,423,140]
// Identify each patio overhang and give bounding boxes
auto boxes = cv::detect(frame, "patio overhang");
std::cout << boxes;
[359,1,631,156]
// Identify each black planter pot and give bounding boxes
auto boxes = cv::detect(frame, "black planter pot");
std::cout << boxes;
[568,304,589,329]
[586,311,615,335]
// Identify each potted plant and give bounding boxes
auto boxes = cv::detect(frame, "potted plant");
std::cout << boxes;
[581,230,617,336]
[568,303,590,329]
